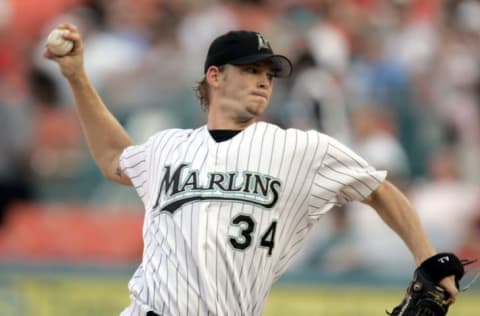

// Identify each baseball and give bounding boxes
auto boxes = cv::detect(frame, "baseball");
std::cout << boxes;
[47,28,73,56]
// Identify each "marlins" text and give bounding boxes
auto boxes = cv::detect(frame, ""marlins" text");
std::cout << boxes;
[153,164,282,213]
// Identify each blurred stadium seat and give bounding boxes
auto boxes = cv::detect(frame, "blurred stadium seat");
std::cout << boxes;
[0,203,143,262]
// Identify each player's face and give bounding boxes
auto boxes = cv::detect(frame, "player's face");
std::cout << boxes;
[217,62,274,120]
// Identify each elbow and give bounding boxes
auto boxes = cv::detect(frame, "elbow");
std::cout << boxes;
[95,153,122,182]
[99,154,132,186]
[97,160,116,182]
[90,142,133,185]
[362,179,410,213]
[100,166,116,182]
[101,163,131,186]
[362,179,390,209]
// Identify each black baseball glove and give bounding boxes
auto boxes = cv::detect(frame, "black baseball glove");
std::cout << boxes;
[387,253,474,316]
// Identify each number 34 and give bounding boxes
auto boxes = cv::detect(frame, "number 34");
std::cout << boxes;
[229,214,277,256]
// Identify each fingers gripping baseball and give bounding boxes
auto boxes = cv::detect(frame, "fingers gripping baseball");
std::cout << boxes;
[44,23,85,79]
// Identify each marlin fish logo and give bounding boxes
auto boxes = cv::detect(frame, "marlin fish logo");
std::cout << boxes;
[256,33,271,51]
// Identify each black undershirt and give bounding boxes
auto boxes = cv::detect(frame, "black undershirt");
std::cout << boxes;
[208,130,242,142]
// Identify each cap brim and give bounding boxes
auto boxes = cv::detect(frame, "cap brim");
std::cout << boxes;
[228,53,293,78]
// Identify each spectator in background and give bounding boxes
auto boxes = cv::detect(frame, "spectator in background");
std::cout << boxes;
[0,1,34,224]
[346,23,425,177]
[350,105,410,187]
[410,147,479,253]
[304,0,352,78]
[428,1,480,183]
[383,0,440,79]
[178,0,279,80]
[284,0,352,143]
[101,0,200,134]
[285,56,350,143]
[0,102,34,225]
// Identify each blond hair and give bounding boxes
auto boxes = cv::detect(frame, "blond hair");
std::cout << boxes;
[193,65,225,111]
[193,76,209,111]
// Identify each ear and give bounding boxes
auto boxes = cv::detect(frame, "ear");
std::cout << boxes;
[206,66,222,88]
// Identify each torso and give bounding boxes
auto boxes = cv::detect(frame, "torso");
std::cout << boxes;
[119,122,386,315]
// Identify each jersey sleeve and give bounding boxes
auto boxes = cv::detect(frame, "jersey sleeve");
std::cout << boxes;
[119,137,154,207]
[309,136,387,216]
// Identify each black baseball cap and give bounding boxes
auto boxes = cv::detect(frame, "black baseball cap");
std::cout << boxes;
[204,30,293,78]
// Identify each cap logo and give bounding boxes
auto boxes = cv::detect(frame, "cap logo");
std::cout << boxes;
[256,33,271,51]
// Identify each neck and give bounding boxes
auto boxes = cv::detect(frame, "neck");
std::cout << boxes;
[207,104,257,130]
[207,113,256,130]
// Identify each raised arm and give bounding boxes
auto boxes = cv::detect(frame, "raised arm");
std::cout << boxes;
[362,180,459,302]
[44,24,133,186]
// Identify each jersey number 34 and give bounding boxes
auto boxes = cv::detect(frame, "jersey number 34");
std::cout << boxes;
[229,214,277,256]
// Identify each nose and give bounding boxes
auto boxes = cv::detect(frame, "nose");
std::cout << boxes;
[257,71,271,89]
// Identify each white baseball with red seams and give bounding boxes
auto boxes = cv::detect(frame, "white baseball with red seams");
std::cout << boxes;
[47,29,73,56]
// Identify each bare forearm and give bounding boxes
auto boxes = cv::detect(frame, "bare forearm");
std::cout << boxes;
[363,181,435,266]
[68,70,133,184]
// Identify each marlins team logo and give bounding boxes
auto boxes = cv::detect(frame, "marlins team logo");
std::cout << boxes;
[256,33,271,51]
[153,164,282,213]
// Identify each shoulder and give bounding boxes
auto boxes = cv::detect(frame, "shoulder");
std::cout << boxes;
[260,122,327,140]
[258,122,332,157]
[122,128,198,159]
[145,127,199,145]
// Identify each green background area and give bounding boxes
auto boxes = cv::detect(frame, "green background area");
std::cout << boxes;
[0,274,479,316]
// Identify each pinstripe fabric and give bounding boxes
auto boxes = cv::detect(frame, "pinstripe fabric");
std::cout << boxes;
[119,122,387,316]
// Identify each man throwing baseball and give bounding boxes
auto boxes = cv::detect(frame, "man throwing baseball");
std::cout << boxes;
[46,24,464,316]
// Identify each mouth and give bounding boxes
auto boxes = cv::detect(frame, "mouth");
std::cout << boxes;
[251,92,268,100]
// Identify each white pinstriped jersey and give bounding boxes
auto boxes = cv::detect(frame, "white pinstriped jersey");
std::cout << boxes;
[119,121,386,316]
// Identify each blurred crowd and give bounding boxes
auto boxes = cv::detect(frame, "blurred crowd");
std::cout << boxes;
[1,0,479,274]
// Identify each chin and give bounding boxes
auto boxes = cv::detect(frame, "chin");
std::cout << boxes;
[247,104,266,117]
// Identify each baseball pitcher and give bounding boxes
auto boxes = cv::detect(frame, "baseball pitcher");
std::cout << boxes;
[46,24,466,316]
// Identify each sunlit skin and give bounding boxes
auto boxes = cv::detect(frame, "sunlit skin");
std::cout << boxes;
[206,62,275,130]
